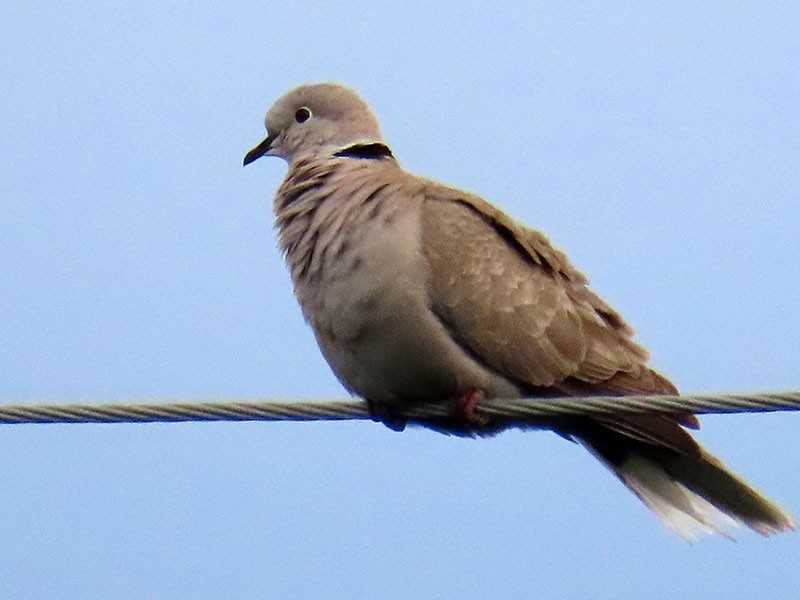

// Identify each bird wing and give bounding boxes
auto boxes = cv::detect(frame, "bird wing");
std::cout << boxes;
[419,186,703,453]
[420,188,665,391]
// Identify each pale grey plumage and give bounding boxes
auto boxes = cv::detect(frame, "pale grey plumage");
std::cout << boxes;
[245,82,793,539]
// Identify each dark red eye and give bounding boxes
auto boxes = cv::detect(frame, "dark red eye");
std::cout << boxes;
[295,107,311,123]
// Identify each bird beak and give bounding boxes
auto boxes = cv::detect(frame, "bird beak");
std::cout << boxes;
[243,133,277,166]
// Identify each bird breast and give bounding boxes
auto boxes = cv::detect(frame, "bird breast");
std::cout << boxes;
[272,156,518,404]
[274,157,422,337]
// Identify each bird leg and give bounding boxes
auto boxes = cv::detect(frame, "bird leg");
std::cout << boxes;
[453,389,491,428]
[366,399,407,432]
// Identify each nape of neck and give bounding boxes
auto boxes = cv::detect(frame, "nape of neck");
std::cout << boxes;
[333,143,394,160]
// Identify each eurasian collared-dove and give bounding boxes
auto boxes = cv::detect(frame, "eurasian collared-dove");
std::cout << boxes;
[244,82,793,539]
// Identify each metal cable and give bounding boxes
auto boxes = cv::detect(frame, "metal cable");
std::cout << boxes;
[1,391,799,426]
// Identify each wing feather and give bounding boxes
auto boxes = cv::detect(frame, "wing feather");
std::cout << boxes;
[420,192,671,394]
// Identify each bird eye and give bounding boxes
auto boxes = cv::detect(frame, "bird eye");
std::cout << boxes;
[295,107,312,123]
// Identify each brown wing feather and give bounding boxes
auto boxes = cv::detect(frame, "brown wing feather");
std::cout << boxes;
[421,192,666,392]
[420,189,697,452]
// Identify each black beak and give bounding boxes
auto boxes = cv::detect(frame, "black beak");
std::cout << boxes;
[243,133,276,166]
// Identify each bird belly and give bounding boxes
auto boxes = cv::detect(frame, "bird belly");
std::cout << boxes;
[315,287,521,406]
[293,204,520,406]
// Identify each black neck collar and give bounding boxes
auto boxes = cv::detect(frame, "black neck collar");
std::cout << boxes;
[333,143,394,160]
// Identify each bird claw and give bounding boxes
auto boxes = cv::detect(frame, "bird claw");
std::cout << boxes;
[366,399,406,432]
[453,389,490,428]
[368,392,490,433]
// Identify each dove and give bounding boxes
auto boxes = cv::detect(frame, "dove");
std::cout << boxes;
[244,82,793,539]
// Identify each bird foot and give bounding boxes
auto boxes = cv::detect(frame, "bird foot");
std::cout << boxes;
[453,389,490,428]
[366,399,406,432]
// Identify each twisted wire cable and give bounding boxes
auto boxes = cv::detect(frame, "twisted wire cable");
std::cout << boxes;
[0,391,798,425]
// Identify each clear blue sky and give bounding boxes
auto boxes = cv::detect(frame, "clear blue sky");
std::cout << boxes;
[2,3,800,599]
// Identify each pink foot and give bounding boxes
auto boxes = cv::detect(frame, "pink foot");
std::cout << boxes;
[453,389,490,428]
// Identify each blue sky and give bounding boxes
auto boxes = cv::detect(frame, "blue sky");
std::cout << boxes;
[2,2,800,598]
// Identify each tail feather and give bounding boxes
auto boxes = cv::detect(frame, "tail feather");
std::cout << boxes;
[575,425,794,539]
